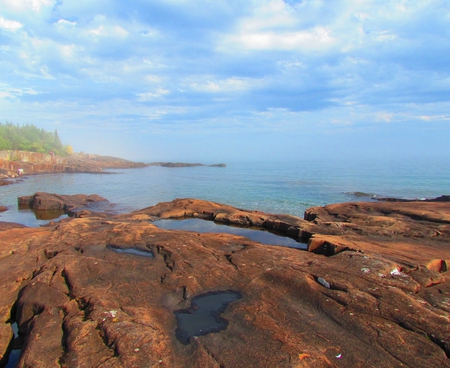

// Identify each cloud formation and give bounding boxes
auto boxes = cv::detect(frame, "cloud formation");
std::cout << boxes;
[0,0,449,161]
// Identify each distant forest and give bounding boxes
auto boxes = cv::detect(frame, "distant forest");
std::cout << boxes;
[0,122,72,156]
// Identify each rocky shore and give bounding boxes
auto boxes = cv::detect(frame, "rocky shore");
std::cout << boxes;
[0,151,226,186]
[0,194,449,367]
[0,151,148,181]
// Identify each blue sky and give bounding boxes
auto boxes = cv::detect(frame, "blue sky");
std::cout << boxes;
[1,0,449,162]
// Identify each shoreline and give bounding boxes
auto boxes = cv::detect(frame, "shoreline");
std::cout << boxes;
[0,150,148,179]
[0,150,226,185]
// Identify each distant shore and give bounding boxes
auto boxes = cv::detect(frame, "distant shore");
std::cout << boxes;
[0,150,226,184]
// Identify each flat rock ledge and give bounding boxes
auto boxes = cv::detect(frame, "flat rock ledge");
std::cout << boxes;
[0,195,449,367]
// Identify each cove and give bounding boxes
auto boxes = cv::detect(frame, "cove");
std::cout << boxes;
[174,291,242,345]
[107,245,154,258]
[153,218,307,249]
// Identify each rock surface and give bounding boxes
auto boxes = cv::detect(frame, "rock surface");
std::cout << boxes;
[0,197,449,367]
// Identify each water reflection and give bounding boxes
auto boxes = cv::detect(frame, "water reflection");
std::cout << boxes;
[153,218,307,249]
[4,322,21,368]
[107,245,154,258]
[174,291,242,345]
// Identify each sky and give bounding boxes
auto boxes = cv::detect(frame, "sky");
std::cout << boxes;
[0,0,449,162]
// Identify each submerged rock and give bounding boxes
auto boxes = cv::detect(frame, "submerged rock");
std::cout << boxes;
[0,195,449,367]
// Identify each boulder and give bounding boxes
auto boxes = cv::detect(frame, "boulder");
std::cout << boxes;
[17,192,109,217]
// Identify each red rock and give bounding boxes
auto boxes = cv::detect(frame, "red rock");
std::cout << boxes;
[0,196,449,367]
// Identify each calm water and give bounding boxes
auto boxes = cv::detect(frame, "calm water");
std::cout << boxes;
[0,158,449,227]
[153,218,306,249]
[174,291,242,345]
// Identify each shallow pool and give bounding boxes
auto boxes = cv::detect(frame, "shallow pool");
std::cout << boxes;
[174,290,242,345]
[153,218,306,249]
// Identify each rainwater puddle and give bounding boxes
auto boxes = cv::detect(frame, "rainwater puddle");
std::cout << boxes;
[107,245,154,258]
[153,218,307,249]
[174,291,242,345]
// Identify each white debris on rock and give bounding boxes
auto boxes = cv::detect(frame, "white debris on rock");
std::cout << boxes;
[390,268,408,277]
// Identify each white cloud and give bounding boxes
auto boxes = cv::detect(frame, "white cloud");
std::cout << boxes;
[375,112,394,122]
[229,26,336,51]
[0,16,22,31]
[2,0,54,12]
[420,114,450,121]
[188,77,262,93]
[219,0,338,52]
[82,14,129,39]
[0,86,38,100]
[137,88,170,101]
[56,19,77,27]
[144,75,162,83]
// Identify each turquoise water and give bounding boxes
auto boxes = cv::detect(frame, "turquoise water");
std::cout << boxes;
[0,158,449,227]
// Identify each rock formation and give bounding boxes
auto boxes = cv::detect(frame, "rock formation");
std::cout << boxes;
[17,192,111,218]
[0,196,449,367]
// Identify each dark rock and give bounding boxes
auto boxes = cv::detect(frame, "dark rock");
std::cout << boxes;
[18,192,109,217]
[429,195,450,202]
[375,195,450,202]
[160,162,203,167]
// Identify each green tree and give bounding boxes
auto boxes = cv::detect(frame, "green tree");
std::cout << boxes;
[0,135,12,150]
[0,122,71,156]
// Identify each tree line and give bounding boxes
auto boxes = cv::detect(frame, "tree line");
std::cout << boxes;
[0,122,73,156]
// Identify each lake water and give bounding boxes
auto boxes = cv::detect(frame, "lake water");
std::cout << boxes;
[0,158,449,227]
